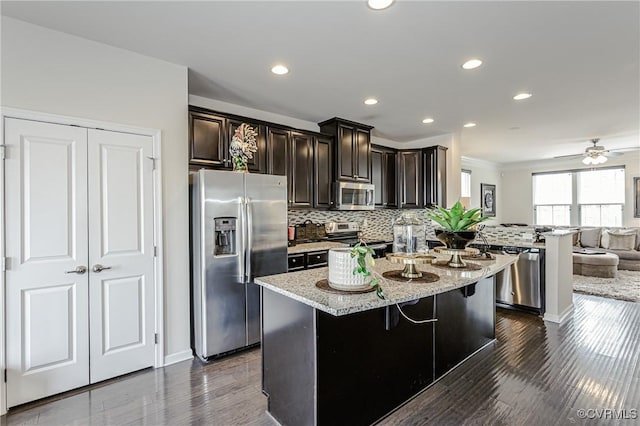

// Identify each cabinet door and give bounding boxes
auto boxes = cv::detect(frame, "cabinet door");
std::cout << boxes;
[314,135,333,208]
[384,151,398,208]
[435,277,495,379]
[267,127,289,176]
[189,112,228,168]
[337,124,355,181]
[423,146,447,208]
[400,151,423,208]
[371,148,384,206]
[228,119,266,174]
[355,129,371,182]
[290,132,313,208]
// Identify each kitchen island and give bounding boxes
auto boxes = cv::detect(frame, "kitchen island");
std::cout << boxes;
[255,254,517,426]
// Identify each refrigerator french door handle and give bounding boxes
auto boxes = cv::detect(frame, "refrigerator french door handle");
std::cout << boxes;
[239,196,246,282]
[246,197,253,282]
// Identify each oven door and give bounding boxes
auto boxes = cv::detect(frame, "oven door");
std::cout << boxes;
[334,182,375,210]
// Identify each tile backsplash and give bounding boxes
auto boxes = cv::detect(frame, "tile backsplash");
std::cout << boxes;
[288,209,535,242]
[288,208,433,238]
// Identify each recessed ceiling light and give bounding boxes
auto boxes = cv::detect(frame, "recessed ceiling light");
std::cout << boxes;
[461,59,483,70]
[422,118,435,124]
[463,122,477,128]
[364,98,378,105]
[271,64,289,75]
[367,0,394,10]
[513,92,532,100]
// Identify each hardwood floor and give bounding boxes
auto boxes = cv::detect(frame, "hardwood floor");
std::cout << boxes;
[4,294,639,426]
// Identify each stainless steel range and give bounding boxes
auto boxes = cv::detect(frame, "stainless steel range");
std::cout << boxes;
[325,221,390,258]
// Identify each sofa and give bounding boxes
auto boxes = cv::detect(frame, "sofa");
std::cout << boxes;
[572,227,640,271]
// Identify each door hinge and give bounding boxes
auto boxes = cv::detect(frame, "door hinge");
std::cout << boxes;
[147,156,157,170]
[154,246,158,257]
[154,333,158,344]
[0,144,6,160]
[1,256,6,272]
[4,369,7,383]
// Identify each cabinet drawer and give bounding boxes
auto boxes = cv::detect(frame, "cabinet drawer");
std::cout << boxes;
[288,254,305,272]
[306,250,328,268]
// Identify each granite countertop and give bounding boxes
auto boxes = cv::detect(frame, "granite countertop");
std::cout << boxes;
[427,237,545,249]
[287,241,347,254]
[255,254,518,316]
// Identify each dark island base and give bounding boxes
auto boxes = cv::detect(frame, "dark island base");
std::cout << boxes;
[262,276,496,426]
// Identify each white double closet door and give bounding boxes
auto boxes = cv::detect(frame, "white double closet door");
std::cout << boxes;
[5,118,156,407]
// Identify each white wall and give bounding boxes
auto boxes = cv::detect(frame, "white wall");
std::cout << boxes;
[500,151,640,227]
[461,157,503,226]
[1,18,191,363]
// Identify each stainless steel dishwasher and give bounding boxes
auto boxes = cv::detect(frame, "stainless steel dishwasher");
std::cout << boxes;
[492,246,544,314]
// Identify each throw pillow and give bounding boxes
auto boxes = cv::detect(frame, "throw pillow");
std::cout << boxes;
[580,228,601,248]
[600,229,612,248]
[607,233,636,251]
[571,229,580,247]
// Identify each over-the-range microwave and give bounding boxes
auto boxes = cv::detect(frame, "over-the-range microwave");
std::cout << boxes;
[333,181,375,210]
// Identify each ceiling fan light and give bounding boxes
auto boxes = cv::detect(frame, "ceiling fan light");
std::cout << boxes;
[596,155,608,164]
[582,156,593,165]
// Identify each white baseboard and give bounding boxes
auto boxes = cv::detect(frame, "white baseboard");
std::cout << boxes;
[544,304,574,324]
[163,349,193,366]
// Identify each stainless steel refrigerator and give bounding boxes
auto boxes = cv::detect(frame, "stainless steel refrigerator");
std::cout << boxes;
[191,170,288,360]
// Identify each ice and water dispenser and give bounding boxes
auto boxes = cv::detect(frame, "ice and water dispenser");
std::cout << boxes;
[214,217,237,256]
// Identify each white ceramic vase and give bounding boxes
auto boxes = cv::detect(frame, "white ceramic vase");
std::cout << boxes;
[328,248,370,290]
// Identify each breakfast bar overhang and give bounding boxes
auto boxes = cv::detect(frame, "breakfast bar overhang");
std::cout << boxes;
[255,255,517,426]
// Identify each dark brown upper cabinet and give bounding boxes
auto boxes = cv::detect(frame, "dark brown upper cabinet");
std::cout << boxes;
[423,145,448,208]
[265,127,317,208]
[189,111,228,168]
[266,127,289,176]
[399,150,423,209]
[228,119,266,174]
[314,135,333,208]
[189,107,269,173]
[371,145,398,208]
[318,118,373,183]
[289,132,314,208]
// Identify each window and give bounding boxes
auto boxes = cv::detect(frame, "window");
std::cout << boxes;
[461,169,471,197]
[460,169,471,209]
[578,168,624,226]
[532,167,625,226]
[533,172,571,226]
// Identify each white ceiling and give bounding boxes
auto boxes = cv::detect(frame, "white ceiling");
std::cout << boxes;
[2,1,639,164]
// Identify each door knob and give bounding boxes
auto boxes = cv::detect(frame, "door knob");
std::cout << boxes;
[65,266,87,274]
[92,264,112,273]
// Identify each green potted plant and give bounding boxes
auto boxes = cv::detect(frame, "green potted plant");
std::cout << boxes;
[426,201,490,249]
[350,243,385,300]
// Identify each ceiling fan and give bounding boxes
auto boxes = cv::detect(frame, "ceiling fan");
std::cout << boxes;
[554,138,633,165]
